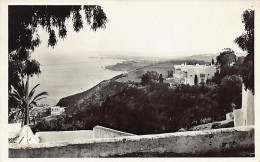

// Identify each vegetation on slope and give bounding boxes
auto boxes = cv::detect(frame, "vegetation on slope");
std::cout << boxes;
[33,80,237,134]
[57,74,126,107]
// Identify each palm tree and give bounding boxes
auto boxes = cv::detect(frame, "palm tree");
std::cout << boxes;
[9,78,48,126]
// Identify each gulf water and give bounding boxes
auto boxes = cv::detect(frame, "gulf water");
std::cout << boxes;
[30,58,124,106]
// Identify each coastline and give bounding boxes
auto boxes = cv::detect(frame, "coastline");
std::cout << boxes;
[30,58,126,106]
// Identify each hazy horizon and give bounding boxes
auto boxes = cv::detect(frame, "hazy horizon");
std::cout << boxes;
[31,1,253,64]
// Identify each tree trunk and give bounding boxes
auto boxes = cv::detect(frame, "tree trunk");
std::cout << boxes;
[25,75,30,126]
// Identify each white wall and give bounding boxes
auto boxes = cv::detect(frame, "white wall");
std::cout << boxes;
[242,84,254,126]
[173,64,216,85]
[234,84,254,127]
[9,126,254,157]
[93,126,135,138]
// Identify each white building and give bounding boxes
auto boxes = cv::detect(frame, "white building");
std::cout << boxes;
[51,106,65,116]
[234,84,254,127]
[173,63,217,85]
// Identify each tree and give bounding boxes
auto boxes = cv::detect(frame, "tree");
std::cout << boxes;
[211,57,215,65]
[194,75,198,85]
[234,10,254,94]
[216,48,236,69]
[218,75,242,113]
[167,70,173,78]
[235,56,245,66]
[8,6,108,123]
[141,73,151,86]
[141,71,159,86]
[9,79,48,126]
[8,58,41,120]
[159,74,163,83]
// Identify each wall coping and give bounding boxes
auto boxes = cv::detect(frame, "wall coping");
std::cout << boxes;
[93,125,135,137]
[9,126,254,149]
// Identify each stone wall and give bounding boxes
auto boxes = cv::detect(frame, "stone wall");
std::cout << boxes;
[9,126,254,157]
[93,126,135,138]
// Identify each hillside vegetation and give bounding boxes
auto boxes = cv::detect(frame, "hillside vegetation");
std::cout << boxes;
[57,74,126,107]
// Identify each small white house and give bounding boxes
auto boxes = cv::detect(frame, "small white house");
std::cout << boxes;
[51,106,65,116]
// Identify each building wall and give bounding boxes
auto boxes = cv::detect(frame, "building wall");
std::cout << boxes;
[234,85,254,127]
[234,109,243,127]
[93,126,135,138]
[9,126,254,158]
[51,106,65,116]
[242,84,254,126]
[246,90,254,125]
[173,64,216,85]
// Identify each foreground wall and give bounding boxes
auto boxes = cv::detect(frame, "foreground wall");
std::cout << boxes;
[9,126,254,158]
[93,126,135,138]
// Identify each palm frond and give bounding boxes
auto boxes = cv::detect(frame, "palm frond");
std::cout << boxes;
[10,87,23,100]
[30,101,37,107]
[34,96,47,102]
[29,84,40,100]
[10,95,22,103]
[31,91,48,103]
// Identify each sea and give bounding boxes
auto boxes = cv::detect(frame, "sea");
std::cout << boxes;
[30,58,125,106]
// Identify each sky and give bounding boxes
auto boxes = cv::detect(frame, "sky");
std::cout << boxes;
[32,0,254,63]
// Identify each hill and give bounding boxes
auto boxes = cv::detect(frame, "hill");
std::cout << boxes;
[56,74,126,107]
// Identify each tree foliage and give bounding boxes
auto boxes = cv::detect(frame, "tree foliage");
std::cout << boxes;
[141,71,159,86]
[159,74,163,83]
[211,57,215,65]
[33,82,227,134]
[218,75,242,112]
[216,48,236,69]
[9,5,108,55]
[234,9,254,94]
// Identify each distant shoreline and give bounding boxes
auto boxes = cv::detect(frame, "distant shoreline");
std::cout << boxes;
[105,60,151,72]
